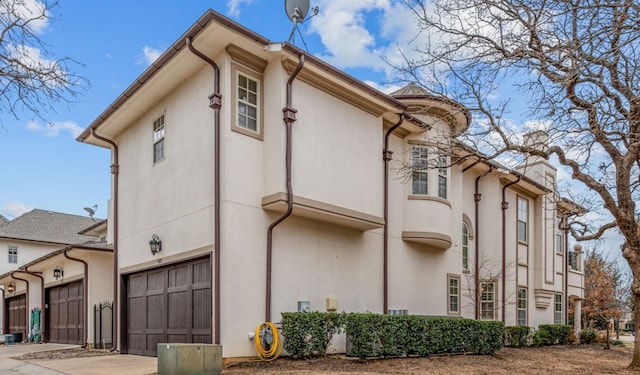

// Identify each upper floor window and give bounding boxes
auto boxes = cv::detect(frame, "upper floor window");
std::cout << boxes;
[153,114,165,163]
[437,155,448,199]
[517,197,528,243]
[8,246,17,264]
[462,222,469,270]
[237,72,259,132]
[556,231,563,254]
[480,281,496,320]
[517,287,527,326]
[448,275,460,315]
[411,146,429,195]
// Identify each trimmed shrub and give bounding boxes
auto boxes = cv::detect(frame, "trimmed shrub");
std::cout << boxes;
[504,326,531,347]
[537,324,571,345]
[580,328,597,344]
[281,311,343,358]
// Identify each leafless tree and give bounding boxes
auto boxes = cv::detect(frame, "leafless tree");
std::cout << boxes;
[0,0,86,124]
[396,0,640,366]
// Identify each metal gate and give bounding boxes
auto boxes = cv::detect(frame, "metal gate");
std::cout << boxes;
[93,301,113,349]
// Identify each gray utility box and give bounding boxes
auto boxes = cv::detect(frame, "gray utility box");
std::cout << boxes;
[157,343,222,375]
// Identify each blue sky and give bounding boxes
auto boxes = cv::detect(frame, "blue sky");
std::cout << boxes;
[0,0,417,220]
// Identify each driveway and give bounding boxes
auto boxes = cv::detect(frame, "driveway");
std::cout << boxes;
[0,344,157,375]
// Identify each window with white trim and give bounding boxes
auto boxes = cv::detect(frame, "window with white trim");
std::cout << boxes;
[8,246,17,264]
[480,282,496,320]
[462,222,469,270]
[448,275,460,314]
[237,72,259,133]
[555,294,563,324]
[411,146,428,195]
[153,114,165,163]
[437,155,448,199]
[517,287,527,326]
[517,197,528,243]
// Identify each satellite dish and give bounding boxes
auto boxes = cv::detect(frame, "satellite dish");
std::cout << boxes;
[285,0,310,24]
[84,204,98,219]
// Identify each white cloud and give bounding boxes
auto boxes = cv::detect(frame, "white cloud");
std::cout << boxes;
[8,44,68,88]
[0,0,49,34]
[227,0,252,18]
[308,0,419,78]
[1,201,33,219]
[142,46,162,65]
[25,119,83,138]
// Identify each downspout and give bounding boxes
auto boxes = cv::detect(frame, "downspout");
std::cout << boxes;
[64,249,89,348]
[501,176,520,323]
[10,272,29,342]
[265,53,305,323]
[23,266,44,343]
[382,114,404,315]
[186,37,222,344]
[90,128,119,352]
[561,215,569,324]
[473,166,493,320]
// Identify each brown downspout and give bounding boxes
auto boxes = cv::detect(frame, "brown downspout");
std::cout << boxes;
[561,215,569,324]
[90,128,119,351]
[473,166,492,320]
[64,249,89,348]
[382,114,404,314]
[501,176,520,323]
[265,53,305,323]
[10,272,29,342]
[186,37,222,345]
[22,266,44,343]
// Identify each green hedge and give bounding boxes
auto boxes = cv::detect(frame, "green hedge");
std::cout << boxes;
[536,324,571,345]
[504,326,531,347]
[281,312,343,358]
[344,313,504,359]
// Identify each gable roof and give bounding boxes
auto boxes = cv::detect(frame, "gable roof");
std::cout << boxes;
[0,209,103,245]
[0,215,8,227]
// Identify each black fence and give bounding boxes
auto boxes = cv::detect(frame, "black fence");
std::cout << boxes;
[93,301,113,349]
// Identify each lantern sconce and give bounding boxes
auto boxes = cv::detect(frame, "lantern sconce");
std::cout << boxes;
[7,282,15,294]
[53,266,64,280]
[149,234,162,256]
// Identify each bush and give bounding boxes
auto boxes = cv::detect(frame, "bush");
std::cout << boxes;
[281,312,343,358]
[504,326,531,347]
[537,324,571,345]
[580,328,597,344]
[611,339,623,346]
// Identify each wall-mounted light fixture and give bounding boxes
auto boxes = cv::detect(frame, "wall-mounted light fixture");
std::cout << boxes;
[7,282,15,294]
[53,266,64,280]
[149,234,162,256]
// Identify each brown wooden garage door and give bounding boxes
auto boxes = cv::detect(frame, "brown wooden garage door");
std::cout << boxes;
[46,280,84,344]
[126,256,211,356]
[5,294,27,335]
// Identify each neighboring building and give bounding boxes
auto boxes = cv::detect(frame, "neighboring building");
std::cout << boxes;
[0,210,112,346]
[77,9,584,357]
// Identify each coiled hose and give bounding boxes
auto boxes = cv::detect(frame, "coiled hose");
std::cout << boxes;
[254,322,282,361]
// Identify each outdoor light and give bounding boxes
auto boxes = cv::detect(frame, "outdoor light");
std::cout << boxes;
[149,234,162,256]
[53,266,64,280]
[7,282,15,294]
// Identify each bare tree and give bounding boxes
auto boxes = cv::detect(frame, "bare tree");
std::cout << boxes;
[395,0,640,367]
[0,0,86,124]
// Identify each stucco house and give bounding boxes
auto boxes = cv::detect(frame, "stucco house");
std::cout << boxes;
[77,9,584,357]
[0,210,112,346]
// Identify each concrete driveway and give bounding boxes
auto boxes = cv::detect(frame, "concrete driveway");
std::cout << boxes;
[0,344,157,375]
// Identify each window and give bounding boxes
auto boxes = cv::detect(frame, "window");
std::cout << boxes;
[517,197,528,243]
[517,288,527,326]
[462,223,469,269]
[237,72,259,132]
[437,155,448,199]
[556,232,563,254]
[555,294,563,324]
[480,282,496,320]
[8,246,17,264]
[411,146,428,195]
[153,114,165,163]
[569,251,579,270]
[448,275,460,314]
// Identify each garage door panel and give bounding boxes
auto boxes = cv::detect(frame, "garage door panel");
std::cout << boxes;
[46,280,84,345]
[126,256,211,357]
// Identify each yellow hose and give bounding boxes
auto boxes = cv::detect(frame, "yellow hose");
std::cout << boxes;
[254,322,282,361]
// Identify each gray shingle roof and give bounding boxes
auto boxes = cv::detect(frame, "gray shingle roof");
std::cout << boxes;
[0,215,9,227]
[0,209,103,245]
